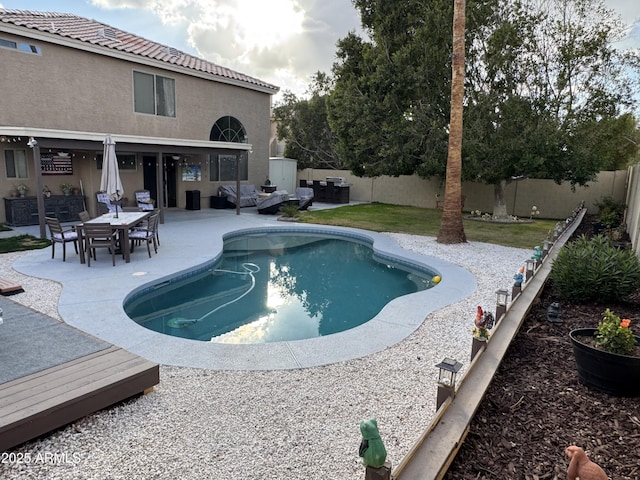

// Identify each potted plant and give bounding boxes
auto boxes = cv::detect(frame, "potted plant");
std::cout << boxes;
[569,309,640,397]
[61,183,73,196]
[16,183,28,197]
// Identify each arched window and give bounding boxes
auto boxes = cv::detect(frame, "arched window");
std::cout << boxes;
[210,116,247,143]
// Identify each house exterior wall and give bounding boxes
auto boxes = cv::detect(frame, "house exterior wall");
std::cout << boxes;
[1,29,272,220]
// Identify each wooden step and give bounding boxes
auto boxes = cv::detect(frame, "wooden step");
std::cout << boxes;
[0,346,159,451]
[0,278,24,295]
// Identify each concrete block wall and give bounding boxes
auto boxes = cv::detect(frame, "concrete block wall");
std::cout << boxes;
[299,168,629,220]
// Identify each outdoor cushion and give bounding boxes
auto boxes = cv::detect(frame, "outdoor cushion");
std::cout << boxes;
[52,231,78,241]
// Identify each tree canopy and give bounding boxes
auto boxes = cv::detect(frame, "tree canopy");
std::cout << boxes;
[275,0,640,218]
[327,0,639,216]
[272,73,343,170]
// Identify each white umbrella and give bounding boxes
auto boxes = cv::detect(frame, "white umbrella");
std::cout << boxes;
[100,135,124,217]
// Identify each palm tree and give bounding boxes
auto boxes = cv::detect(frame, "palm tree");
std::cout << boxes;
[437,0,467,244]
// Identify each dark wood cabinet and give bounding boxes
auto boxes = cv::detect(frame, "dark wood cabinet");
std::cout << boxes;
[4,195,85,226]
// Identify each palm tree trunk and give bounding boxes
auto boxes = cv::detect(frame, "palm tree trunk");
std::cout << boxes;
[437,0,467,244]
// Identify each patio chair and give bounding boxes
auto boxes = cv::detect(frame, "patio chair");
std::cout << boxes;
[295,187,314,211]
[257,191,291,214]
[78,210,91,222]
[135,190,155,211]
[129,214,159,258]
[83,223,118,267]
[96,192,117,214]
[45,217,79,262]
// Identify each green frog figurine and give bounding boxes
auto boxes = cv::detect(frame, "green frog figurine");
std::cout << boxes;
[359,419,387,468]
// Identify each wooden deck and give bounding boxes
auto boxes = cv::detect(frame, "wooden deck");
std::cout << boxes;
[0,345,159,451]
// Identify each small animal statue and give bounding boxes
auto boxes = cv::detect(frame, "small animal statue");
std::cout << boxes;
[565,445,608,480]
[514,266,524,286]
[483,311,495,330]
[532,245,543,261]
[359,419,387,469]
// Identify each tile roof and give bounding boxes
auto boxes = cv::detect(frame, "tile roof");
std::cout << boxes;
[0,9,279,93]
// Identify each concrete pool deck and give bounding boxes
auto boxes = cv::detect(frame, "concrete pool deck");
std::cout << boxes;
[9,205,476,370]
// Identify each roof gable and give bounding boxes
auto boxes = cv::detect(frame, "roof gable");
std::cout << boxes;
[0,9,279,94]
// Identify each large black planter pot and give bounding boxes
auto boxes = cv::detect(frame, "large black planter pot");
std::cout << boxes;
[569,328,640,397]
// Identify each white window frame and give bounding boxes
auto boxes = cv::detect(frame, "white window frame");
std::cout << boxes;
[133,71,176,117]
[4,149,29,179]
[209,153,248,182]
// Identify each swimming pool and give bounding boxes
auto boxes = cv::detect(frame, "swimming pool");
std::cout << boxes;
[125,231,438,343]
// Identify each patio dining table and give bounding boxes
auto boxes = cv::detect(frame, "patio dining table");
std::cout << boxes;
[77,211,152,264]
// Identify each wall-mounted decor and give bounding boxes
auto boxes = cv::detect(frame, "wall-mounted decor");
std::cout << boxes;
[182,164,201,181]
[41,154,73,175]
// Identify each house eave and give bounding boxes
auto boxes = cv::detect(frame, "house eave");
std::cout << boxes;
[0,22,279,96]
[0,126,252,151]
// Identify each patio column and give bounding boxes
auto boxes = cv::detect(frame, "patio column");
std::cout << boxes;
[28,138,46,239]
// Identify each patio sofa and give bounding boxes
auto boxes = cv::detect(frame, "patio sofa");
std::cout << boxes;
[218,184,260,207]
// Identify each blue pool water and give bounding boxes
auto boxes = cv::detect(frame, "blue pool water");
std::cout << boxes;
[124,232,437,343]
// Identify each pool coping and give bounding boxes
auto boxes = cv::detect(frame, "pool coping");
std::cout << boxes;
[13,214,476,370]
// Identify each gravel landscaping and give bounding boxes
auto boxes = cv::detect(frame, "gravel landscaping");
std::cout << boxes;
[1,234,531,479]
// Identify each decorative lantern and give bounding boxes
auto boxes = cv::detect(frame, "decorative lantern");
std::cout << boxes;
[525,258,536,281]
[435,358,463,410]
[542,239,550,258]
[495,288,509,320]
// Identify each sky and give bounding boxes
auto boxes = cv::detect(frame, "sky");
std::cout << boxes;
[1,0,639,104]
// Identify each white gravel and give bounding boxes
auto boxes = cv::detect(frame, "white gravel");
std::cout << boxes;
[0,235,529,480]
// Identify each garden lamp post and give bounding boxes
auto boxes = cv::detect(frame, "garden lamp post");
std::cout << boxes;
[542,239,550,259]
[435,358,463,410]
[495,288,509,321]
[525,258,536,282]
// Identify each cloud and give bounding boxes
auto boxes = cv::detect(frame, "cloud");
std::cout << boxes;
[89,0,360,97]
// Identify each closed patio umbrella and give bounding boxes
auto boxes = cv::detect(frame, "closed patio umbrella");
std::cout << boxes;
[100,135,124,217]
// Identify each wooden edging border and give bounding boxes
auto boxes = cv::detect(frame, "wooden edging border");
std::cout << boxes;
[393,209,586,480]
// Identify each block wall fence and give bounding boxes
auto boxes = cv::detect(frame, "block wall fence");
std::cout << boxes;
[298,168,630,221]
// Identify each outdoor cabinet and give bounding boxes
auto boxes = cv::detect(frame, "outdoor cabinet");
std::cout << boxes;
[4,196,85,226]
[186,190,200,210]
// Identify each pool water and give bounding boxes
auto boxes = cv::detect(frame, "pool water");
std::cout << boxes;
[124,232,436,343]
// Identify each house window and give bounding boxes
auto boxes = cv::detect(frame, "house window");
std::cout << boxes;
[210,116,247,143]
[4,149,28,178]
[209,153,248,182]
[0,37,41,55]
[96,152,138,171]
[133,71,175,117]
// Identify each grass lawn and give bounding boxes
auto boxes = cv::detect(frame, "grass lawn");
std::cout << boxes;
[297,203,558,249]
[0,233,50,254]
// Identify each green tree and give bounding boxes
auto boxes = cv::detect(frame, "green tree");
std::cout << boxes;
[462,0,639,217]
[272,73,343,170]
[328,0,639,219]
[328,0,496,177]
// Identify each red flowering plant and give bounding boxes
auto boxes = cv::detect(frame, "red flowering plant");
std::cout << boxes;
[595,309,637,355]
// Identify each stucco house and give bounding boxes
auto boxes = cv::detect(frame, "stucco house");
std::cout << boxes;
[0,8,278,227]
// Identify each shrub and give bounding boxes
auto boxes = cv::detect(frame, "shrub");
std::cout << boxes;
[279,204,300,218]
[594,195,625,228]
[550,235,640,302]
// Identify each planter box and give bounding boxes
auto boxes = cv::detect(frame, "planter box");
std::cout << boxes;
[569,328,640,397]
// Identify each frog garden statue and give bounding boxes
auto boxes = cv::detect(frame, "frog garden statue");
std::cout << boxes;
[358,419,387,469]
